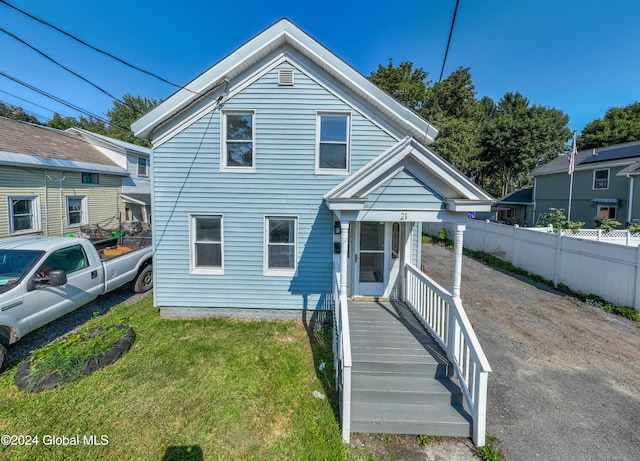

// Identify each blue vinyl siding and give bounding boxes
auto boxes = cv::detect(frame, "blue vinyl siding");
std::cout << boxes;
[152,62,398,310]
[365,170,445,210]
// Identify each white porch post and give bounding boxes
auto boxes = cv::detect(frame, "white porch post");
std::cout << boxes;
[452,222,465,299]
[340,221,350,297]
[401,222,413,301]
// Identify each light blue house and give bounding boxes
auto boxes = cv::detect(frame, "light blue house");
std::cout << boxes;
[134,19,493,444]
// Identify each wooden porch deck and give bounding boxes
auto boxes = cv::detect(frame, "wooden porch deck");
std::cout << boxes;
[348,299,472,436]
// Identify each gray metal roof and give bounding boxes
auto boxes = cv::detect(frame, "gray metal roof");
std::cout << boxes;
[532,140,640,176]
[497,187,533,204]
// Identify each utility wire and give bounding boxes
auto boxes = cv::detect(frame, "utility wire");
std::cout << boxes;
[0,26,137,113]
[0,70,131,134]
[0,97,48,121]
[0,0,198,95]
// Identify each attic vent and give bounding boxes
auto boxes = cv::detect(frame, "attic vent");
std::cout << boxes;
[278,69,294,86]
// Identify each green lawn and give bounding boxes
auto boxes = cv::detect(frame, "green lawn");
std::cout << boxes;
[0,295,348,460]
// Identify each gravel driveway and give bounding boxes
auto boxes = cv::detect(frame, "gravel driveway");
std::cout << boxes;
[2,286,148,368]
[421,243,640,461]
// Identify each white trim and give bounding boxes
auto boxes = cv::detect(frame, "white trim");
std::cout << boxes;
[65,195,88,227]
[221,109,256,172]
[7,195,41,235]
[189,214,224,275]
[264,215,298,276]
[593,168,610,190]
[315,111,351,175]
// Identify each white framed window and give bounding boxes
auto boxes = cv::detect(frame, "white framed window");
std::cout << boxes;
[8,196,41,235]
[597,205,617,220]
[66,196,88,227]
[316,112,350,174]
[222,110,255,171]
[264,216,297,275]
[190,214,223,274]
[137,157,149,177]
[593,169,609,190]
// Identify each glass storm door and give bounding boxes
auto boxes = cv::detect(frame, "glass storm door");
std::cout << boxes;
[356,222,386,297]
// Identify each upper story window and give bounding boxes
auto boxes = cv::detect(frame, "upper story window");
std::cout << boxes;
[81,172,99,184]
[8,196,41,235]
[316,112,350,173]
[593,169,609,190]
[222,111,255,171]
[137,157,149,177]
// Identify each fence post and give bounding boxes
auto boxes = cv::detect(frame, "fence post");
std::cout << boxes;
[553,231,562,286]
[483,219,489,253]
[512,224,519,266]
[635,246,640,312]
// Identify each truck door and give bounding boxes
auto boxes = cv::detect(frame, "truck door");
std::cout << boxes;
[22,244,100,332]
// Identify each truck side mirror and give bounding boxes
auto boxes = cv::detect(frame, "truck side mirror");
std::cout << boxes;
[48,270,67,287]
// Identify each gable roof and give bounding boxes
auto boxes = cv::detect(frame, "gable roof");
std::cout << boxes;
[0,117,128,175]
[132,18,438,145]
[67,128,151,157]
[324,137,493,212]
[533,139,640,176]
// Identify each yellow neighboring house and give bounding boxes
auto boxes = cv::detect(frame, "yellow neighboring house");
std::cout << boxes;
[0,117,129,239]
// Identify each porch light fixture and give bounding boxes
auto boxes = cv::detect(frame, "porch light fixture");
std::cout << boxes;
[334,221,341,234]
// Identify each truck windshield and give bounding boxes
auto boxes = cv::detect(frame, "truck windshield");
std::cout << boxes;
[0,250,44,293]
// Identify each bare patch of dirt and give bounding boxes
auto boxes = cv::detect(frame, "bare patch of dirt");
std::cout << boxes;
[421,243,640,461]
[350,433,479,461]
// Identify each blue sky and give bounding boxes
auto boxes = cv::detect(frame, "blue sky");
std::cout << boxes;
[1,0,638,134]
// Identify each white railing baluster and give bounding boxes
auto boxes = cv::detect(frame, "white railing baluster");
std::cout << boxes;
[403,263,492,447]
[333,265,352,443]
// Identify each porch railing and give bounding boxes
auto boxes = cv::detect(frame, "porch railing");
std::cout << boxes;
[404,262,492,446]
[332,267,352,443]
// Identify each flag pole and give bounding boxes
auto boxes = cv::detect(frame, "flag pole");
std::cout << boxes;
[567,132,577,221]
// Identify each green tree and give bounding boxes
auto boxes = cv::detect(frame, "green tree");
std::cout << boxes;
[106,93,160,146]
[0,101,39,124]
[578,101,640,149]
[47,113,78,130]
[480,92,571,197]
[423,67,478,121]
[368,59,429,109]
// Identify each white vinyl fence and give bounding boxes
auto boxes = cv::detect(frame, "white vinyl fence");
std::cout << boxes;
[424,220,640,311]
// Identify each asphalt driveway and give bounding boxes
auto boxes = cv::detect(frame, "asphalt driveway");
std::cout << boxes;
[421,242,640,461]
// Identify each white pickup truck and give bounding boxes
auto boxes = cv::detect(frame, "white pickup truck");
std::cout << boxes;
[0,236,152,357]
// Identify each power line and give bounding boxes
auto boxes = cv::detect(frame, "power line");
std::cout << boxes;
[0,26,136,113]
[0,0,197,95]
[438,0,460,83]
[0,70,131,134]
[0,98,49,121]
[0,88,61,116]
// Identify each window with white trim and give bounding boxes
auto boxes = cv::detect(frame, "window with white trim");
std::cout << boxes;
[222,111,255,171]
[265,216,297,274]
[66,196,88,226]
[190,215,223,273]
[593,169,609,189]
[137,157,149,177]
[316,112,350,173]
[8,196,41,234]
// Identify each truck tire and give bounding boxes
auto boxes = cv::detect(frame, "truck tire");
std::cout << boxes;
[0,343,6,370]
[133,265,153,293]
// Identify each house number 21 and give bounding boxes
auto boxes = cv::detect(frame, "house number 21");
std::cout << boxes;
[400,212,408,221]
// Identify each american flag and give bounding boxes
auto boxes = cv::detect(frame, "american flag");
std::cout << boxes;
[568,134,577,175]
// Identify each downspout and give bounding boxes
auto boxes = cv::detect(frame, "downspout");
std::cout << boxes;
[532,176,537,225]
[628,175,634,224]
[60,171,64,235]
[43,170,48,235]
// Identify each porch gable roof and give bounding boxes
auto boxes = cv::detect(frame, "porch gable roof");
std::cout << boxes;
[324,137,493,213]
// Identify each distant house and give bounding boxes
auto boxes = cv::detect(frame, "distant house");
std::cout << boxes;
[132,19,493,316]
[67,128,151,226]
[0,117,132,239]
[494,187,533,226]
[532,140,640,226]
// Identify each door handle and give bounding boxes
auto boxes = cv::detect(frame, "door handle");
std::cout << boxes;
[91,270,98,279]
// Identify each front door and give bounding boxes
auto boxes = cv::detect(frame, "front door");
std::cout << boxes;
[356,222,386,297]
